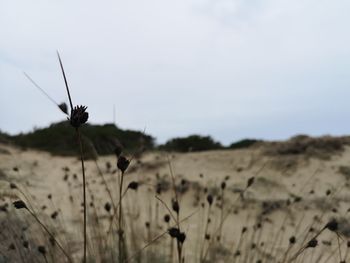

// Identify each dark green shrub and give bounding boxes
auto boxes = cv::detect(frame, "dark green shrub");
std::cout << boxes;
[159,135,222,152]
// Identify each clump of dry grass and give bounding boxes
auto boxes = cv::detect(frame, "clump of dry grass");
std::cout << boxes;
[265,135,349,160]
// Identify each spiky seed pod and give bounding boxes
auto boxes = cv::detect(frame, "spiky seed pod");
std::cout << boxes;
[172,199,179,214]
[13,167,19,172]
[289,236,296,244]
[104,202,111,213]
[306,239,318,248]
[47,194,52,200]
[221,182,226,190]
[70,105,89,128]
[145,222,150,228]
[207,194,213,206]
[37,245,46,255]
[326,189,331,196]
[247,177,255,188]
[205,234,210,240]
[117,156,130,173]
[128,181,139,190]
[242,227,247,234]
[13,200,27,210]
[325,219,338,232]
[58,102,68,115]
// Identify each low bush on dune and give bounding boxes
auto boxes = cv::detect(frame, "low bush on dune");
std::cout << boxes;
[159,135,223,152]
[8,121,155,157]
[229,138,261,150]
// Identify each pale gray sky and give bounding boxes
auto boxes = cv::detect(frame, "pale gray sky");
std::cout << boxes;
[1,0,350,145]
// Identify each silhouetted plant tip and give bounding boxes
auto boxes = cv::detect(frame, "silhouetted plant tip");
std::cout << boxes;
[13,200,27,210]
[70,105,89,128]
[247,177,255,188]
[128,181,139,190]
[117,155,130,173]
[58,102,68,115]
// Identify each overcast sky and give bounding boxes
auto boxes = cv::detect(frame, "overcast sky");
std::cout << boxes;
[1,0,350,145]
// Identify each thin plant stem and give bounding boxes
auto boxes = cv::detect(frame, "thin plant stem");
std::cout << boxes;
[77,129,87,263]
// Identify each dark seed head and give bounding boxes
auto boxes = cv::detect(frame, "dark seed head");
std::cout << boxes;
[10,183,17,189]
[51,211,59,219]
[306,238,318,248]
[117,156,130,173]
[289,236,296,244]
[22,241,29,248]
[164,214,171,223]
[178,232,186,243]
[221,182,226,190]
[128,181,139,190]
[325,219,338,232]
[168,227,180,238]
[247,177,255,188]
[8,243,15,250]
[104,202,111,213]
[70,105,89,128]
[207,194,213,206]
[172,199,179,214]
[37,245,46,255]
[13,200,27,210]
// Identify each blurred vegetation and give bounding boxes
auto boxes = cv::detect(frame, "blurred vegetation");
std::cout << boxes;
[159,135,223,152]
[229,138,260,149]
[0,124,265,156]
[3,121,154,158]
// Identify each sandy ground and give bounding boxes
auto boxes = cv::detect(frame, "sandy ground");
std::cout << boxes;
[1,142,350,262]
